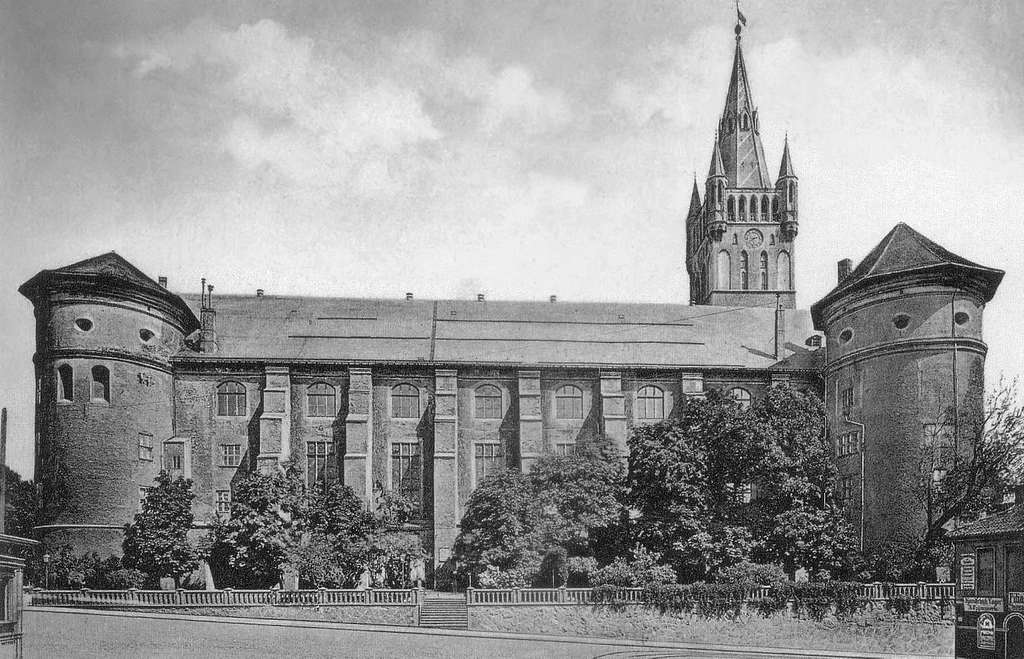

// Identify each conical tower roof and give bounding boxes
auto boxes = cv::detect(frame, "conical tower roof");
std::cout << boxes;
[687,178,702,218]
[778,136,796,180]
[708,139,725,179]
[716,34,772,189]
[811,223,1004,328]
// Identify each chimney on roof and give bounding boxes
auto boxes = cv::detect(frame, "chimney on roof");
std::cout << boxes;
[256,289,264,297]
[774,293,785,360]
[549,295,557,303]
[837,258,852,284]
[200,282,218,353]
[477,293,485,302]
[158,276,168,288]
[405,292,413,301]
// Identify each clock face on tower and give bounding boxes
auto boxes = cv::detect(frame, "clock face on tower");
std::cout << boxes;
[744,229,764,249]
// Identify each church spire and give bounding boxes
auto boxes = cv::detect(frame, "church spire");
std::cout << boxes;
[708,137,725,179]
[687,177,702,218]
[715,20,771,189]
[778,135,796,179]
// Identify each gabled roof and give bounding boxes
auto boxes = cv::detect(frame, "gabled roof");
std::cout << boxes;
[717,38,772,189]
[811,223,1004,328]
[948,504,1024,539]
[174,294,823,371]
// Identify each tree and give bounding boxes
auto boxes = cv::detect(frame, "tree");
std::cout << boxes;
[122,471,198,586]
[207,467,306,588]
[626,385,856,582]
[288,483,378,588]
[4,467,37,538]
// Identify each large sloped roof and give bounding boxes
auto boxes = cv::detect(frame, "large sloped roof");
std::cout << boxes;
[176,294,822,370]
[948,504,1024,540]
[812,223,1004,328]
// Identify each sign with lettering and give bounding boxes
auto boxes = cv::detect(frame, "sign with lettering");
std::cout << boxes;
[977,612,995,650]
[963,597,1004,613]
[960,555,976,591]
[1010,592,1024,612]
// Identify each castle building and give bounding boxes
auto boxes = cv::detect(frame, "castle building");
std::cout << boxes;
[19,22,1003,571]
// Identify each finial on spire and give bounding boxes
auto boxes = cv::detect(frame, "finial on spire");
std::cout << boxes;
[735,0,747,40]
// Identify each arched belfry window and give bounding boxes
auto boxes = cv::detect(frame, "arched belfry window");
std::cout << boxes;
[788,181,796,207]
[717,250,731,290]
[738,196,746,221]
[91,365,110,403]
[772,197,779,218]
[740,251,749,290]
[777,251,792,290]
[217,381,246,416]
[307,383,336,417]
[57,364,73,402]
[636,386,665,421]
[555,385,584,420]
[474,384,502,419]
[761,195,769,221]
[717,182,724,205]
[391,384,420,419]
[749,196,758,221]
[727,196,736,221]
[759,252,769,290]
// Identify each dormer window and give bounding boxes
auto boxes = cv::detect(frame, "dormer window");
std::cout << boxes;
[741,113,750,131]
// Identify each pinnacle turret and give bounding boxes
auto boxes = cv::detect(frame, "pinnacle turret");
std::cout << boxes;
[777,136,796,180]
[708,139,726,179]
[687,178,702,218]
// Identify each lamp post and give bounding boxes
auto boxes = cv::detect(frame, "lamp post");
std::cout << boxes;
[42,552,50,590]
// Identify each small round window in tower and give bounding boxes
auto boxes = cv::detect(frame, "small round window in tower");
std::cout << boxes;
[893,314,911,330]
[139,328,156,343]
[74,317,94,332]
[838,328,854,344]
[954,311,970,326]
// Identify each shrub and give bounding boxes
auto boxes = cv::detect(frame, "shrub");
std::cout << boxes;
[714,561,788,585]
[591,546,675,587]
[566,556,598,586]
[476,564,529,589]
[105,569,147,589]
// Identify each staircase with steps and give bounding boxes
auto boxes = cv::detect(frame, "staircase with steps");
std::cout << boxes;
[418,592,468,630]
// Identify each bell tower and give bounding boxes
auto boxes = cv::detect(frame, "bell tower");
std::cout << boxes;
[686,19,798,309]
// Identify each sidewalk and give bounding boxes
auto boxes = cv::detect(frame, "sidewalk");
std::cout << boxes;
[27,606,951,659]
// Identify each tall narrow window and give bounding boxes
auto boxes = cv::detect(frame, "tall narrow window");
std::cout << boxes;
[636,386,665,421]
[777,251,791,290]
[1006,544,1024,593]
[749,196,758,221]
[740,251,749,290]
[977,547,996,595]
[717,250,731,290]
[738,196,746,221]
[307,383,336,417]
[772,196,779,218]
[306,441,336,490]
[474,385,502,419]
[217,382,246,416]
[729,387,752,410]
[741,113,750,131]
[57,364,73,402]
[138,433,154,461]
[788,181,796,207]
[555,385,584,419]
[391,442,422,513]
[90,365,110,402]
[717,182,724,204]
[759,252,769,290]
[221,444,242,467]
[391,384,420,419]
[474,443,504,486]
[727,196,735,221]
[838,476,856,505]
[761,195,769,221]
[216,490,232,515]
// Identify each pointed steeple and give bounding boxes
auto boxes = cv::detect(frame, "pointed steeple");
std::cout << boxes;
[716,28,772,189]
[708,138,725,179]
[778,135,796,180]
[687,177,702,217]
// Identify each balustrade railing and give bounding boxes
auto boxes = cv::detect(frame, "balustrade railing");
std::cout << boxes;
[28,587,419,608]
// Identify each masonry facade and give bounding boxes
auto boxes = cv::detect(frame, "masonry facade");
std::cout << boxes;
[19,24,1004,570]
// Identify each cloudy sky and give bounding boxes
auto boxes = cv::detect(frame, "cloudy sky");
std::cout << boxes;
[2,1,1023,476]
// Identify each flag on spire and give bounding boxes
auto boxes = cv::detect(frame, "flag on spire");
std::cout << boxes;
[736,1,747,27]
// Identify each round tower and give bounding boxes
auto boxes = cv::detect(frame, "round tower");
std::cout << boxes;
[19,253,199,555]
[811,224,1003,549]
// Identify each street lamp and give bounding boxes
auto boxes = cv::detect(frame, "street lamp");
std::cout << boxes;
[42,552,50,590]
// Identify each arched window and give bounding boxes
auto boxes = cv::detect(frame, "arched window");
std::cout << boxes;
[91,365,110,402]
[717,250,731,290]
[772,196,779,218]
[391,384,420,419]
[740,251,749,290]
[57,364,73,402]
[738,196,746,221]
[729,387,752,410]
[727,196,736,221]
[759,252,769,290]
[474,384,503,419]
[728,116,736,132]
[217,381,246,416]
[761,195,769,221]
[741,113,750,131]
[788,181,796,207]
[555,385,584,420]
[307,383,336,417]
[717,181,724,204]
[777,251,792,290]
[749,196,758,221]
[636,386,665,420]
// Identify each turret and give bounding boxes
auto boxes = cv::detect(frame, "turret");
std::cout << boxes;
[706,139,728,241]
[776,136,798,240]
[19,253,199,555]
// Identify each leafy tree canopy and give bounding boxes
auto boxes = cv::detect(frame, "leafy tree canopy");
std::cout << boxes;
[122,470,198,585]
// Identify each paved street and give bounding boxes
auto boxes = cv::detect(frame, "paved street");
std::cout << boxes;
[23,608,868,659]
